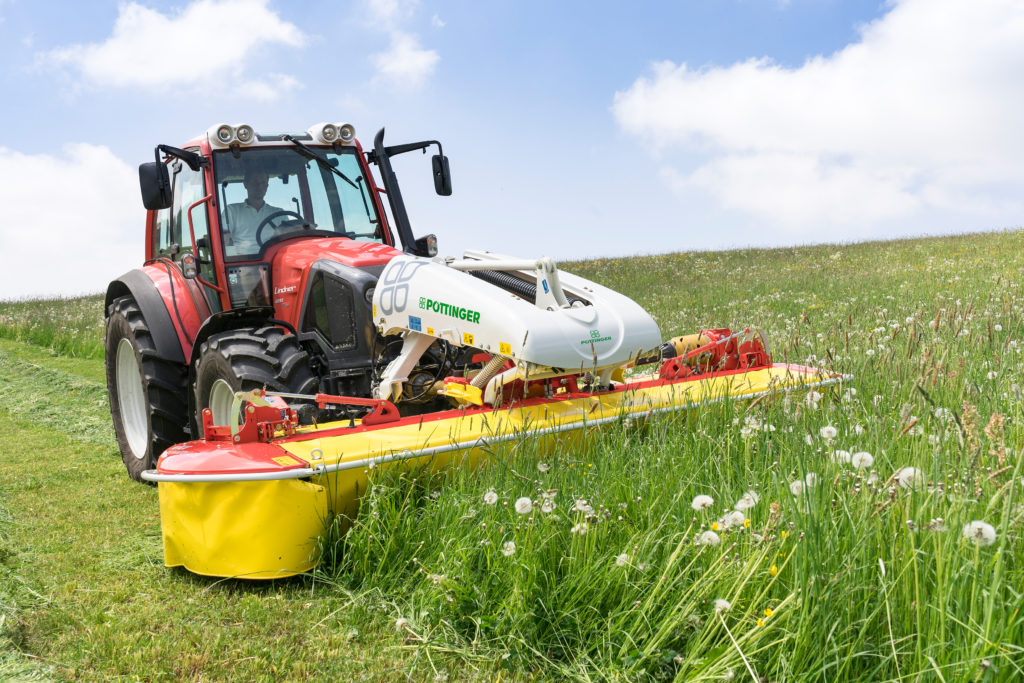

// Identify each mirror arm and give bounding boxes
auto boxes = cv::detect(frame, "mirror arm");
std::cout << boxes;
[367,140,443,164]
[156,144,208,171]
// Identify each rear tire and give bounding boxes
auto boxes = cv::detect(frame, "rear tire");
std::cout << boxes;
[194,326,317,436]
[105,296,188,481]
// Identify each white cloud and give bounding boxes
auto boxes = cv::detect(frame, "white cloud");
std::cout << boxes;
[371,30,439,89]
[363,0,439,89]
[0,144,138,299]
[431,14,445,29]
[41,0,305,99]
[613,0,1024,236]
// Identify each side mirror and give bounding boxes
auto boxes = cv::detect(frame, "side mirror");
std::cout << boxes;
[431,154,452,196]
[139,162,171,210]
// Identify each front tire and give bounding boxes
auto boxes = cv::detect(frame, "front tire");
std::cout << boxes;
[105,296,188,481]
[194,326,317,436]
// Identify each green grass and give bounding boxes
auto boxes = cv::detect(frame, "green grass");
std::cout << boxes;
[0,230,1022,680]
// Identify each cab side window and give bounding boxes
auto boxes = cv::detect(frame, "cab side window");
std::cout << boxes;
[170,161,221,312]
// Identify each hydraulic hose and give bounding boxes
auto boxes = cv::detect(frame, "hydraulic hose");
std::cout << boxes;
[469,269,587,307]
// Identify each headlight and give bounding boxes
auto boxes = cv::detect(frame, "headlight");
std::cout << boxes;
[321,124,338,142]
[234,124,255,144]
[337,123,355,143]
[215,124,234,144]
[364,287,375,305]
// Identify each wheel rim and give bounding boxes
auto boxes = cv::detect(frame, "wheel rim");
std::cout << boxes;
[116,338,148,459]
[208,378,238,427]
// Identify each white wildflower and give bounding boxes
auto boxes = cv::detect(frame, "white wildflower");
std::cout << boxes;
[867,470,879,485]
[962,520,997,546]
[832,449,852,465]
[851,451,874,469]
[820,425,838,440]
[987,371,998,380]
[541,500,556,514]
[514,497,533,514]
[804,434,814,446]
[502,541,516,556]
[483,490,498,505]
[897,466,924,489]
[714,598,731,613]
[537,462,551,473]
[395,617,410,632]
[571,522,588,535]
[805,390,822,408]
[994,324,1003,332]
[615,553,628,567]
[542,489,557,501]
[805,472,819,487]
[691,494,714,511]
[789,480,804,496]
[698,530,721,546]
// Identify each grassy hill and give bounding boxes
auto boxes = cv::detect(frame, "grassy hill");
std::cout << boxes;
[1,231,1022,680]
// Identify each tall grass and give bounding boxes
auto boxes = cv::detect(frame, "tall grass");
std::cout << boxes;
[319,231,1024,680]
[0,294,105,359]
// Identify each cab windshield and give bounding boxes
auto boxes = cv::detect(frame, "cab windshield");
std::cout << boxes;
[213,146,383,260]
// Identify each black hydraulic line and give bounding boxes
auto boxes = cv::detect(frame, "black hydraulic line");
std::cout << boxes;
[469,269,587,307]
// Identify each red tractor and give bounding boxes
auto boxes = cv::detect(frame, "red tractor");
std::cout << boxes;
[105,122,453,480]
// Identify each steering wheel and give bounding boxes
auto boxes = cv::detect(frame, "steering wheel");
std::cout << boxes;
[255,210,308,246]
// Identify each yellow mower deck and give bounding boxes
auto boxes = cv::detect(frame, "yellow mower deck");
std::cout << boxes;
[152,363,846,579]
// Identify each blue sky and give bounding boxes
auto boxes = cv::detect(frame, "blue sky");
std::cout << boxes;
[1,0,1021,298]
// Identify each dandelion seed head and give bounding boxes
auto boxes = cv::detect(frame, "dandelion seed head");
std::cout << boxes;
[615,553,628,567]
[897,466,924,489]
[820,425,838,440]
[714,598,731,613]
[698,530,721,546]
[832,449,852,465]
[483,490,498,505]
[574,498,594,515]
[723,510,746,528]
[963,520,997,546]
[571,522,589,535]
[734,490,759,511]
[537,462,550,473]
[789,480,805,496]
[691,494,714,511]
[541,500,556,513]
[502,541,516,556]
[514,497,533,514]
[852,451,873,469]
[805,472,819,487]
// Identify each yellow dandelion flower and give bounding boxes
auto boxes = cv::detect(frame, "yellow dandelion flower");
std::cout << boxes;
[712,522,720,531]
[769,564,779,577]
[780,531,789,539]
[743,518,751,528]
[763,608,774,618]
[757,618,766,628]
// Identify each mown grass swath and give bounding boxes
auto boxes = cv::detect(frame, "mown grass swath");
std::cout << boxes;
[0,230,1021,680]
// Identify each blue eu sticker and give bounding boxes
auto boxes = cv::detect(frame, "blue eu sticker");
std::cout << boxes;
[409,315,422,331]
[542,279,550,293]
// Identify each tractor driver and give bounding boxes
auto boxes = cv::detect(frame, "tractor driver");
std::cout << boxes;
[222,167,287,254]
